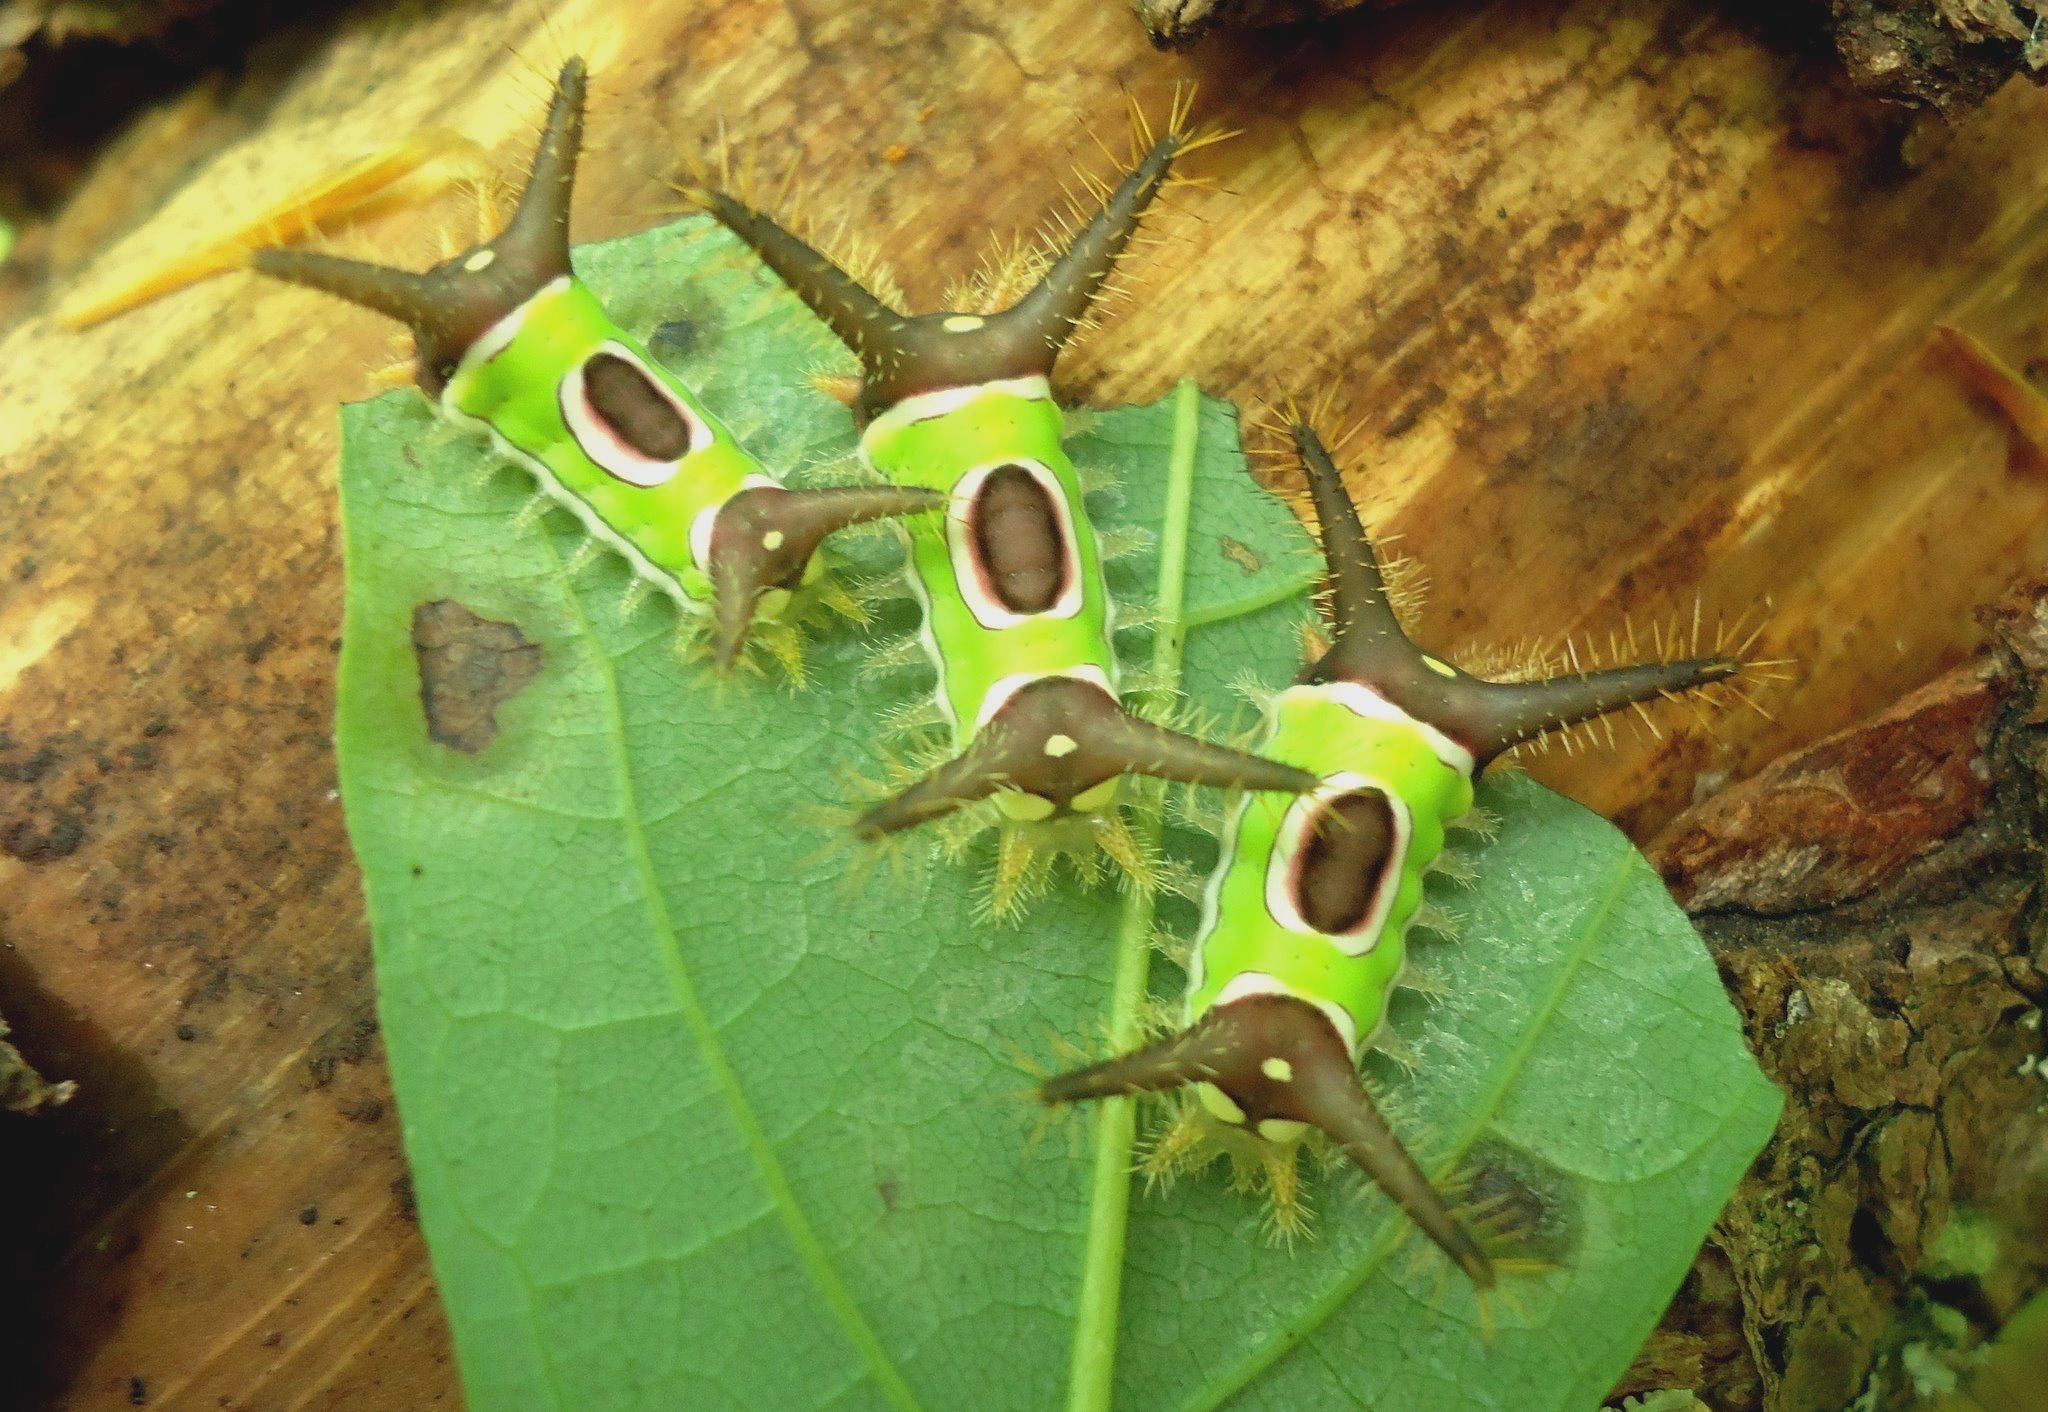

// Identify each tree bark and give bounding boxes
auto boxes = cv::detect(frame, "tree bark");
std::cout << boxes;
[1637,580,2048,1410]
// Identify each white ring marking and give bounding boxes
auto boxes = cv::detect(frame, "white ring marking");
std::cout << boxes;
[859,374,1054,449]
[1313,680,1476,777]
[972,665,1115,733]
[690,474,783,575]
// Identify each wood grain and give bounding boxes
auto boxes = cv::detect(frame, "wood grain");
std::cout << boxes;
[3,0,2046,1405]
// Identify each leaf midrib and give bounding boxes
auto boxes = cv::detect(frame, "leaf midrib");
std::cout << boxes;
[1175,826,1638,1412]
[550,539,924,1412]
[1182,570,1319,630]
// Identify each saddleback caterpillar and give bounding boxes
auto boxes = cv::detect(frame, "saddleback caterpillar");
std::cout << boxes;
[1039,422,1752,1285]
[248,59,941,673]
[685,103,1321,915]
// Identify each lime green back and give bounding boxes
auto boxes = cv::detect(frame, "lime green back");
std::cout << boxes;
[443,278,764,604]
[860,385,1117,732]
[1188,685,1476,1043]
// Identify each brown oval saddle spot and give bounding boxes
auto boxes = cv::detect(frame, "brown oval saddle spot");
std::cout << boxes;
[970,464,1067,614]
[583,351,693,461]
[1296,790,1397,936]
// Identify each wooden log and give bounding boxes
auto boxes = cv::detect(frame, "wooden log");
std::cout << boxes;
[2,0,2045,1405]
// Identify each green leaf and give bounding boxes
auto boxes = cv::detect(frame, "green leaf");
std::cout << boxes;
[335,216,1782,1412]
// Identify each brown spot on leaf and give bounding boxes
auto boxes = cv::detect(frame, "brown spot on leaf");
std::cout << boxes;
[1219,535,1262,575]
[0,744,61,783]
[410,600,543,754]
[2,812,85,863]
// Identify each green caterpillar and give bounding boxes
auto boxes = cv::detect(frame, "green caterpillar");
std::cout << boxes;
[1040,423,1747,1284]
[253,59,940,670]
[686,114,1320,905]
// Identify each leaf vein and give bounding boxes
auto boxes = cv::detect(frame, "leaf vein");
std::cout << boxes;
[550,537,926,1412]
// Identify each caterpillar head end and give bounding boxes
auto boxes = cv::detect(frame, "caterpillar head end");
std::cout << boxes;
[850,675,1317,838]
[1042,992,1495,1289]
[705,484,943,672]
[254,57,588,395]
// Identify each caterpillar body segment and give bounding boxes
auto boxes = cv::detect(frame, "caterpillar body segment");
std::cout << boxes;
[256,59,939,670]
[1041,423,1751,1284]
[851,382,1321,836]
[692,115,1317,864]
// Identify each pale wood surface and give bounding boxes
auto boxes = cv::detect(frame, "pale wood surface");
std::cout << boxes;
[3,0,2046,1406]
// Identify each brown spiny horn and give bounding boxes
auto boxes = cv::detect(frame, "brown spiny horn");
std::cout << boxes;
[1291,424,1742,769]
[685,191,906,379]
[1277,1002,1496,1288]
[853,676,1317,838]
[1292,422,1430,687]
[1038,1018,1230,1106]
[703,484,942,671]
[255,57,588,394]
[491,55,584,287]
[853,727,1023,839]
[993,129,1186,372]
[1043,993,1495,1288]
[250,248,439,331]
[1446,657,1741,768]
[1076,694,1321,799]
[692,126,1195,423]
[845,128,1192,419]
